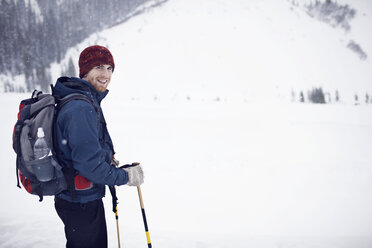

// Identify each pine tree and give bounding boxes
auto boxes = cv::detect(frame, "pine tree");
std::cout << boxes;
[335,90,340,102]
[64,57,76,77]
[300,91,305,102]
[309,87,325,104]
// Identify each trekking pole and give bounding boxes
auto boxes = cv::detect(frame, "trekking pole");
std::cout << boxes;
[137,185,152,248]
[109,185,121,248]
[121,163,152,248]
[114,196,121,248]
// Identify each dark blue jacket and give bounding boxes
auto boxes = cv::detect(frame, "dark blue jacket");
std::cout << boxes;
[53,77,128,203]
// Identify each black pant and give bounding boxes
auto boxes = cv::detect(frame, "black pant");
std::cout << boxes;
[55,197,108,248]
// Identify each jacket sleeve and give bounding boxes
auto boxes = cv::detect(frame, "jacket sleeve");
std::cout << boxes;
[61,101,128,186]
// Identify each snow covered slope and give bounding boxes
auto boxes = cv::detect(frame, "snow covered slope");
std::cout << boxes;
[51,0,372,104]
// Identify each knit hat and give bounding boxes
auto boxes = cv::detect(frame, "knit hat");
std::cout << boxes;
[78,45,115,78]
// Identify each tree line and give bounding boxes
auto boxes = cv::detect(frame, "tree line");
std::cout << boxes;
[292,87,372,105]
[0,0,166,92]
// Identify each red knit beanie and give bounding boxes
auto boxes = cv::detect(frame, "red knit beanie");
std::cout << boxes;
[78,45,115,78]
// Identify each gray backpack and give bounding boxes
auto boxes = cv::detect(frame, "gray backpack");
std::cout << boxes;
[12,89,94,201]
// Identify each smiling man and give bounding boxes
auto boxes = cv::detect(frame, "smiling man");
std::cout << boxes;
[79,46,114,92]
[83,64,113,92]
[52,45,144,248]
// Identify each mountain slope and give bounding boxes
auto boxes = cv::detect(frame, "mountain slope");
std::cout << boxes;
[53,0,372,104]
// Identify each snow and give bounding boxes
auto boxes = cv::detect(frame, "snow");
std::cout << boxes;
[25,0,43,23]
[2,95,372,247]
[0,73,26,93]
[2,0,372,247]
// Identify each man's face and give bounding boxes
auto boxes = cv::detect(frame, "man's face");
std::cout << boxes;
[83,64,113,92]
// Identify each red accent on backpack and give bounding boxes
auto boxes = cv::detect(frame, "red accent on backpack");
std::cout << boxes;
[19,171,33,193]
[17,103,25,120]
[74,175,92,190]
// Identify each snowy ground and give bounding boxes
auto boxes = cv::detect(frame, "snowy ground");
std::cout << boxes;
[1,92,372,247]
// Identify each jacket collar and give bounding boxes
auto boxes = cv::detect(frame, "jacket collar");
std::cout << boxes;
[53,77,109,104]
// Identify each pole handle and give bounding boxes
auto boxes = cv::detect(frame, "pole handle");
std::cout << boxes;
[119,162,140,169]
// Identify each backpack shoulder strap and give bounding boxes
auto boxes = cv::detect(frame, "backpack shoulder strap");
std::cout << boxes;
[57,93,93,109]
[56,93,101,130]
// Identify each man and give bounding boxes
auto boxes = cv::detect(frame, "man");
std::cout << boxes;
[52,45,144,248]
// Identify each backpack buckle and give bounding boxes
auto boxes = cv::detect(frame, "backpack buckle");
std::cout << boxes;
[31,90,42,101]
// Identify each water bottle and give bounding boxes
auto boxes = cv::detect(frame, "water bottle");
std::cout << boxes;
[34,128,50,159]
[33,127,53,181]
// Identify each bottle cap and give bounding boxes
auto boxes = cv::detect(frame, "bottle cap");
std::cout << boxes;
[37,127,45,138]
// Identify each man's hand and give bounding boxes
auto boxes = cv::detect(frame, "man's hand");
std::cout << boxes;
[121,163,144,186]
